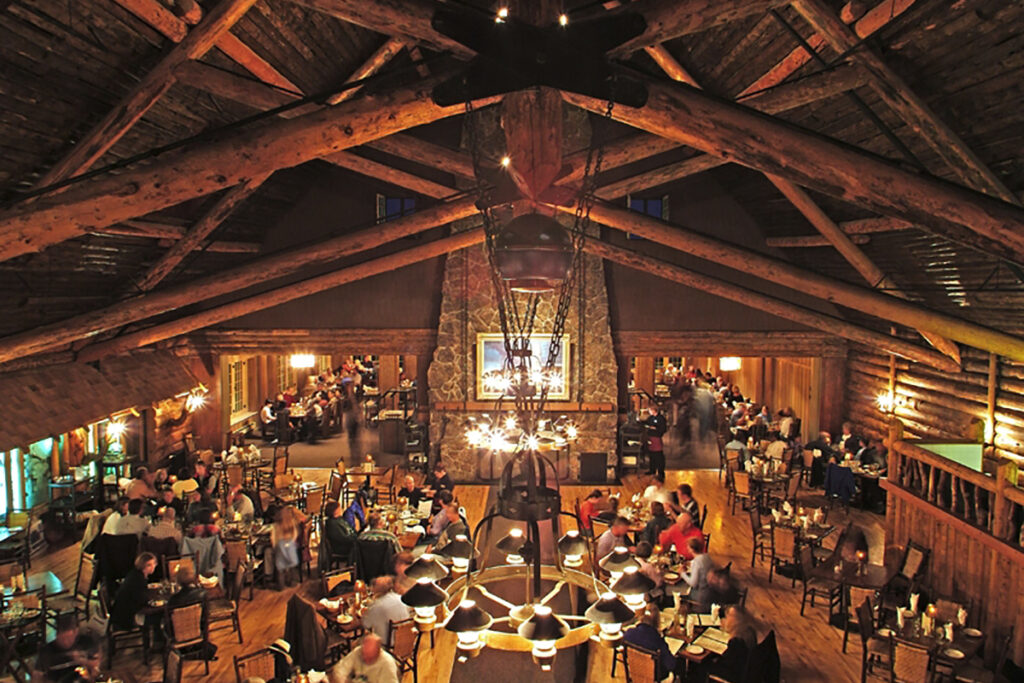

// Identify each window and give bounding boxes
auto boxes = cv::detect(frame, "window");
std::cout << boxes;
[228,360,248,416]
[376,194,416,223]
[626,194,670,239]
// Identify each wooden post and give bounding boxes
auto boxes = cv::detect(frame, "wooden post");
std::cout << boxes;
[616,354,631,417]
[571,202,1024,361]
[415,353,431,421]
[378,355,401,394]
[987,353,998,446]
[0,72,482,261]
[634,357,655,397]
[75,229,486,362]
[0,195,480,364]
[563,83,1024,263]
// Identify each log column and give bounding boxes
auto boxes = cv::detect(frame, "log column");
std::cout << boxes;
[378,355,401,394]
[819,355,847,436]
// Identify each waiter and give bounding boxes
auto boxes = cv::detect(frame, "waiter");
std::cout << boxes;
[642,404,668,479]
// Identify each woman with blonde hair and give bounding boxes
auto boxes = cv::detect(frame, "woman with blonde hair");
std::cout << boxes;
[271,507,300,590]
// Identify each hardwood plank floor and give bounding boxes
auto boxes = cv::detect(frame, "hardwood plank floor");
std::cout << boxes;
[20,467,882,682]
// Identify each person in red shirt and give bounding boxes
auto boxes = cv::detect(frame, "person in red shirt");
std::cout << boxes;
[577,489,605,536]
[658,511,704,560]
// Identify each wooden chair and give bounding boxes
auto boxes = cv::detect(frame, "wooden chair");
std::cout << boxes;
[891,638,934,683]
[387,618,422,683]
[801,449,815,485]
[208,562,245,643]
[798,546,839,616]
[840,586,879,654]
[0,586,47,681]
[48,552,96,622]
[165,601,213,675]
[731,471,755,514]
[768,523,798,584]
[223,463,245,497]
[162,648,183,683]
[322,567,355,598]
[327,470,344,504]
[749,508,770,568]
[882,540,929,616]
[856,598,891,682]
[953,627,1014,683]
[622,640,659,682]
[223,539,252,601]
[702,532,712,554]
[164,553,196,583]
[304,486,326,532]
[99,585,148,667]
[233,648,276,683]
[697,503,709,531]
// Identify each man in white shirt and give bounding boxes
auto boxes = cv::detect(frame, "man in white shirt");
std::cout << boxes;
[114,499,151,538]
[360,576,411,647]
[228,486,255,524]
[596,517,634,562]
[329,633,398,683]
[641,474,671,505]
[101,498,130,535]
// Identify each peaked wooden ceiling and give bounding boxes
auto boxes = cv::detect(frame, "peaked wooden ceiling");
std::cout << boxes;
[0,0,1022,370]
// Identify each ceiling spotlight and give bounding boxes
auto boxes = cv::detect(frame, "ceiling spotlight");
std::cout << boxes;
[501,155,511,167]
[495,7,509,22]
[558,13,568,26]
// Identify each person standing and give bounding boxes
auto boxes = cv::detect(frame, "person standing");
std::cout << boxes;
[642,404,668,480]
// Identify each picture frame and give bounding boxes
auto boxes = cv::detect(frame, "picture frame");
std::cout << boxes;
[476,333,570,401]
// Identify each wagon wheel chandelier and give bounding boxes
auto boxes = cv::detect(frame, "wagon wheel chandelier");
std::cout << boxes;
[395,2,652,671]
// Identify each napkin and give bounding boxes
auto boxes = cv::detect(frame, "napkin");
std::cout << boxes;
[307,671,327,683]
[685,614,695,639]
[710,604,720,621]
[782,501,793,515]
[802,516,810,531]
[957,607,967,626]
[897,609,905,629]
[944,623,954,641]
[813,448,822,458]
[771,509,781,522]
[909,593,920,614]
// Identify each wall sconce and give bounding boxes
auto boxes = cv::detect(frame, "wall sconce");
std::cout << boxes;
[290,354,316,369]
[719,357,742,372]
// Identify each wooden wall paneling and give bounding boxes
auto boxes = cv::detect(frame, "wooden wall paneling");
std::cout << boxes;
[378,354,400,394]
[634,356,655,396]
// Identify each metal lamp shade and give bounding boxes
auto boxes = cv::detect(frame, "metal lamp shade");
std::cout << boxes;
[598,546,638,574]
[584,592,637,626]
[444,600,493,633]
[401,579,448,609]
[493,213,573,293]
[611,566,655,597]
[406,553,450,582]
[517,605,570,642]
[557,530,588,557]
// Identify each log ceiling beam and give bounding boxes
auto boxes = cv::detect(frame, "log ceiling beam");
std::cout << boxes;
[648,47,960,365]
[112,0,188,42]
[365,135,476,183]
[792,0,1019,205]
[739,0,916,96]
[322,152,457,198]
[563,200,1024,361]
[130,172,271,292]
[563,81,1024,264]
[760,217,915,247]
[0,196,480,365]
[32,0,258,189]
[764,234,870,248]
[587,239,958,371]
[0,73,484,262]
[92,223,260,253]
[326,37,407,104]
[588,63,869,197]
[76,229,486,362]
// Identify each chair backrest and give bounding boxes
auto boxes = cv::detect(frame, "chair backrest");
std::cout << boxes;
[849,586,877,617]
[934,598,963,623]
[168,602,205,645]
[802,449,815,468]
[773,525,797,560]
[798,546,814,579]
[305,486,325,515]
[892,638,931,682]
[900,541,928,580]
[748,508,762,536]
[223,540,248,573]
[165,554,197,583]
[274,473,293,490]
[322,567,354,597]
[856,598,876,645]
[733,471,751,496]
[623,640,658,682]
[591,517,611,540]
[164,647,183,683]
[76,553,96,601]
[327,471,344,502]
[699,504,708,530]
[231,560,247,601]
[786,474,800,500]
[703,533,711,553]
[389,617,420,659]
[273,454,289,476]
[226,464,244,490]
[234,648,276,683]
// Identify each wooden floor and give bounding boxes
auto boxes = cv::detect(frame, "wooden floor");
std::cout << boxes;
[21,467,883,682]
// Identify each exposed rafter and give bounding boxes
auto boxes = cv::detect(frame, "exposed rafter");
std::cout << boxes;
[76,229,486,362]
[792,0,1019,205]
[32,0,258,189]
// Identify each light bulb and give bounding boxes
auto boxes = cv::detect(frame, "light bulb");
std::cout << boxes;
[564,553,582,567]
[414,605,437,622]
[525,434,540,451]
[504,416,518,431]
[501,155,511,167]
[598,622,622,640]
[506,553,524,565]
[623,593,646,609]
[452,557,470,572]
[558,13,568,26]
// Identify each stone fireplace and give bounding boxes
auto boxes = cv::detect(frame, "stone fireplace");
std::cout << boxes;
[427,233,618,481]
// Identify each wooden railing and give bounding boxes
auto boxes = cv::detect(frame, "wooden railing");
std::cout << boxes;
[884,419,1023,553]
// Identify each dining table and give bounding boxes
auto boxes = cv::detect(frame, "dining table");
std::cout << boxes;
[2,570,66,598]
[811,556,897,590]
[0,589,47,679]
[878,614,985,675]
[0,526,23,544]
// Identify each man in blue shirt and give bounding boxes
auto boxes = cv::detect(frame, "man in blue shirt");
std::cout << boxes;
[623,605,678,681]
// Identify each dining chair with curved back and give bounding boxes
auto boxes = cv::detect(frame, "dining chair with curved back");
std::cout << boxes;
[749,508,770,568]
[233,648,276,683]
[165,601,213,676]
[622,640,659,683]
[769,524,798,584]
[891,638,933,683]
[731,471,754,515]
[856,598,890,682]
[798,545,839,617]
[841,586,880,654]
[208,563,245,643]
[388,618,422,683]
[164,554,196,585]
[98,584,147,668]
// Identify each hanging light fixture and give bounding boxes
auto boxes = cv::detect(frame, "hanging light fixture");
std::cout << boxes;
[518,605,569,671]
[405,554,450,582]
[584,592,636,643]
[401,578,448,630]
[610,565,655,610]
[598,546,638,581]
[557,530,588,567]
[496,528,528,565]
[493,213,574,293]
[445,599,493,661]
[437,535,477,573]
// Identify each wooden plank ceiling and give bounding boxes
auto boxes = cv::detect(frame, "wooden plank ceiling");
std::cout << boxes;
[0,0,1021,356]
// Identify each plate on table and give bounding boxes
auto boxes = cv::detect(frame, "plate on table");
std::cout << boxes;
[150,599,166,608]
[664,572,680,582]
[877,628,893,637]
[964,628,982,637]
[943,648,965,660]
[336,614,354,624]
[685,645,705,655]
